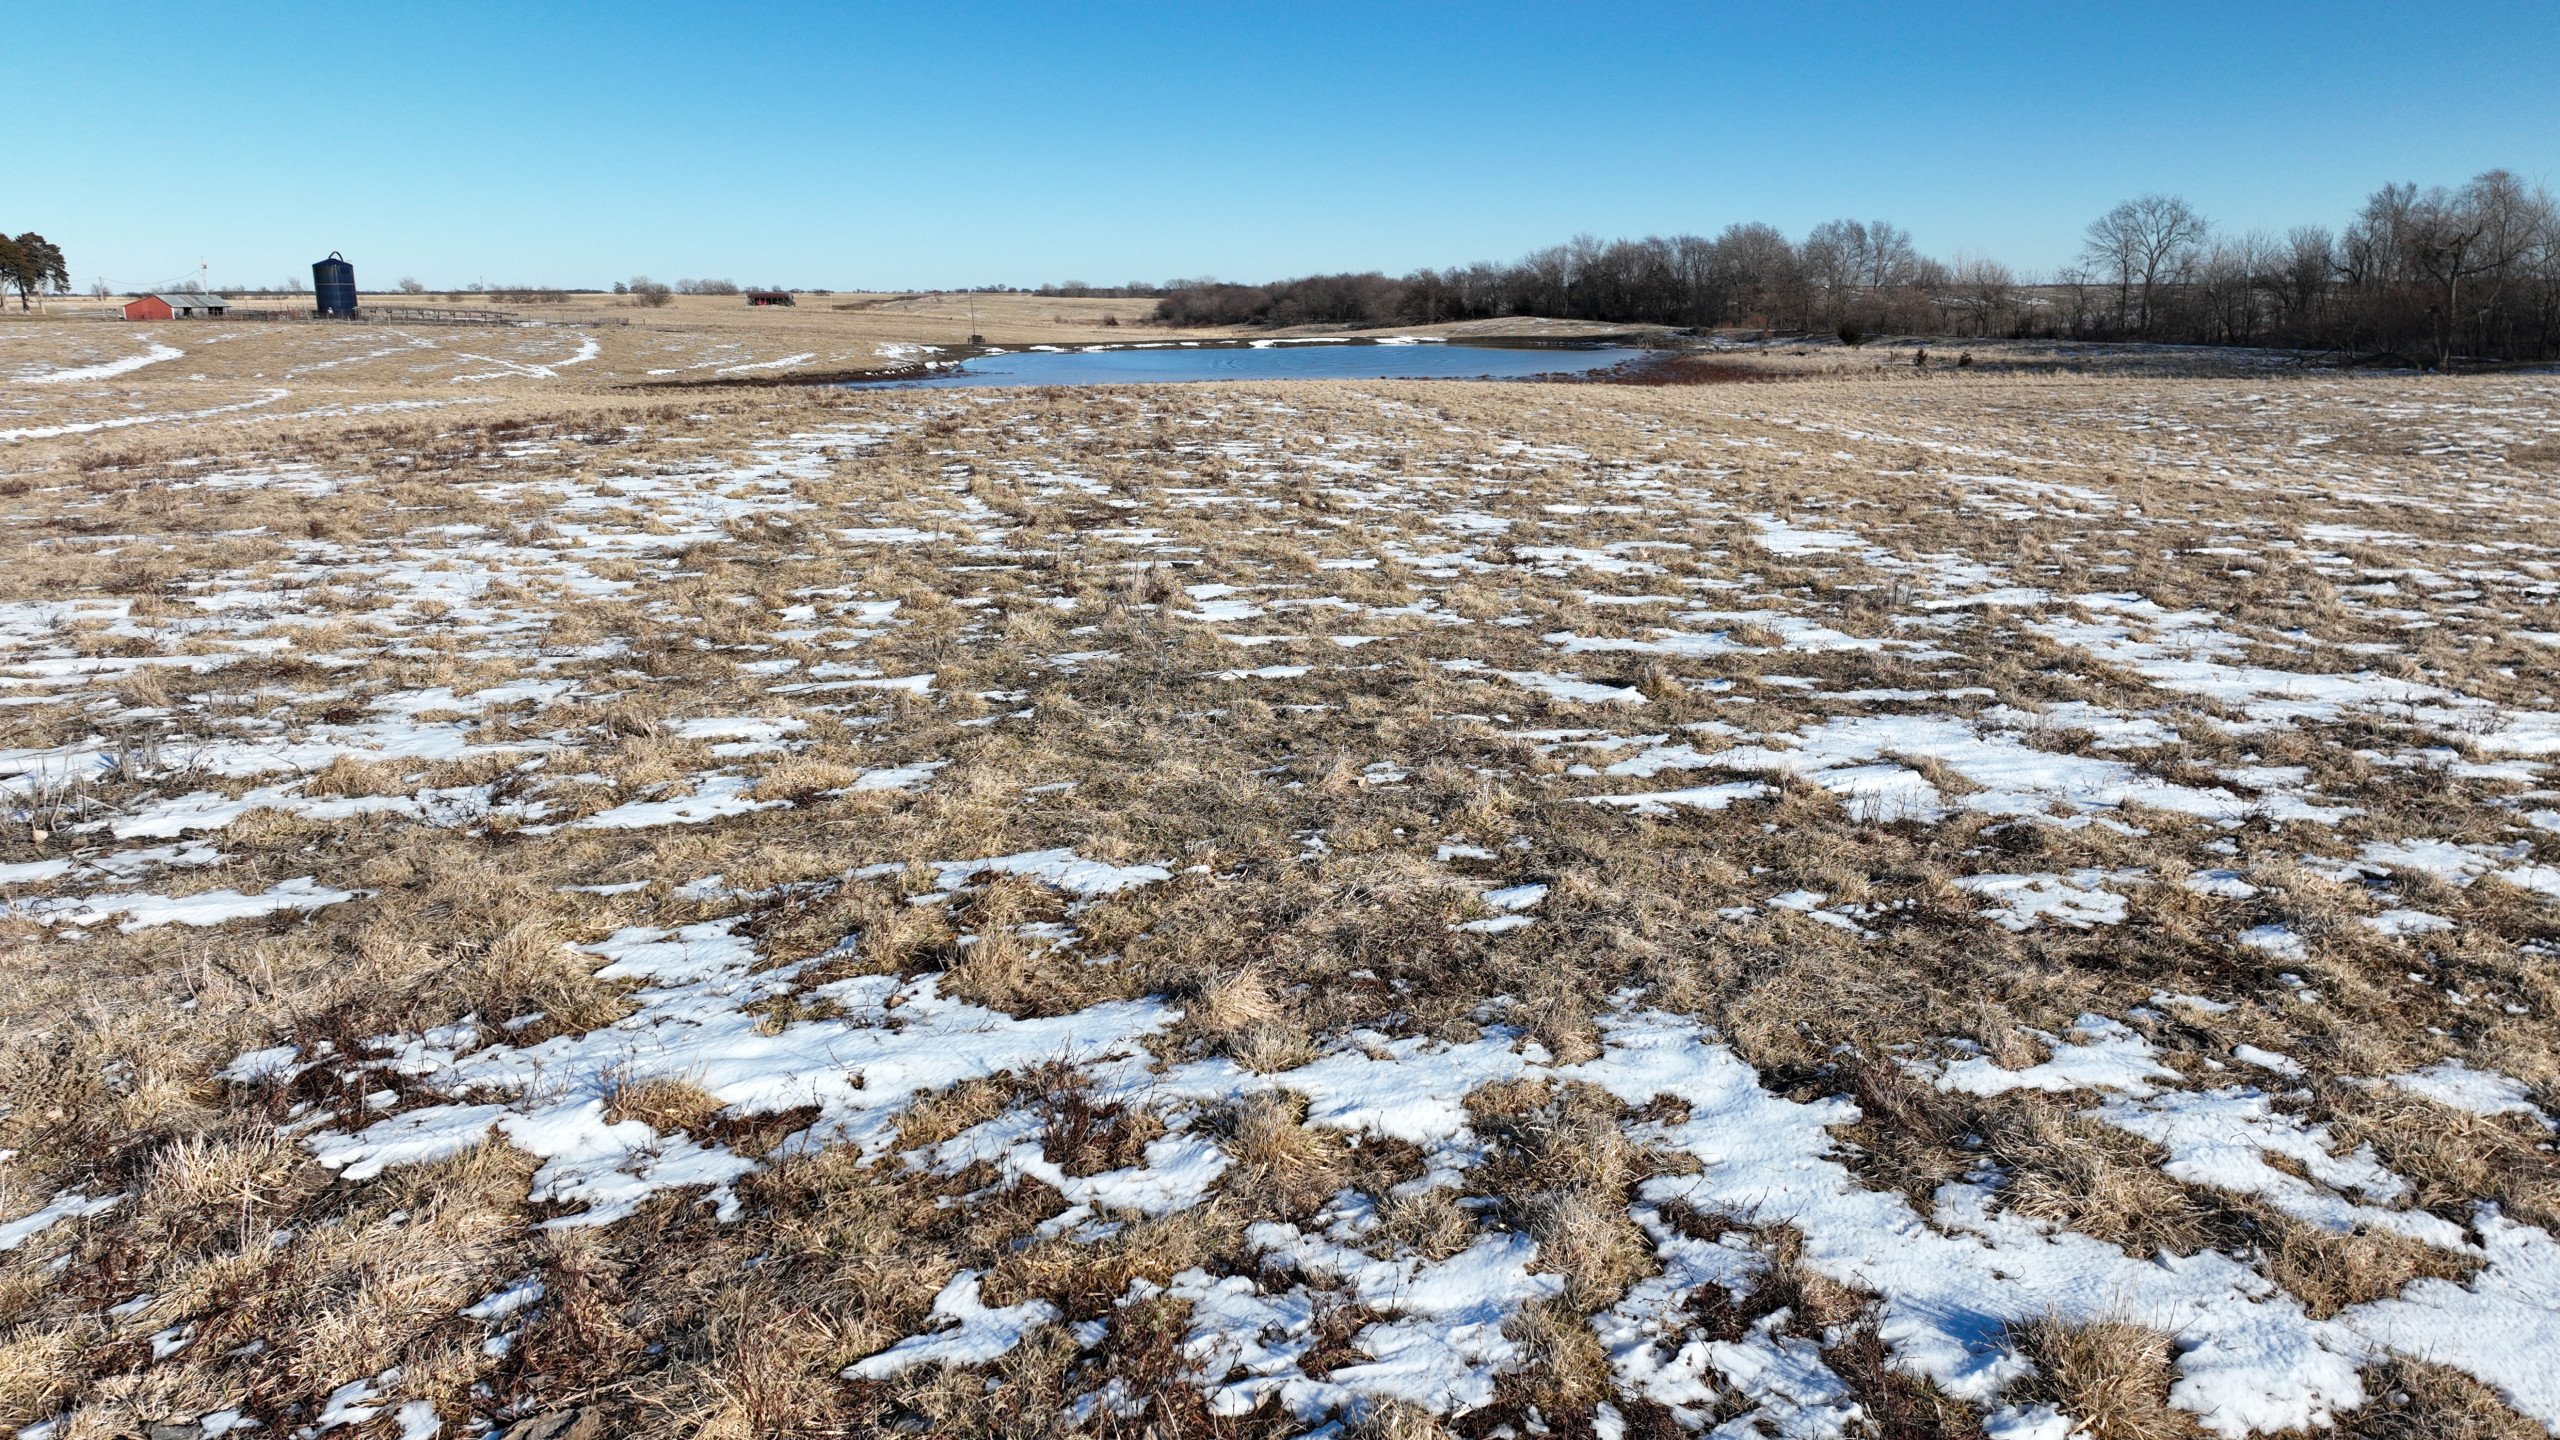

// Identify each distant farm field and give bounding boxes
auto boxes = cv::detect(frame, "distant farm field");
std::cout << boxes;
[1,316,2556,1439]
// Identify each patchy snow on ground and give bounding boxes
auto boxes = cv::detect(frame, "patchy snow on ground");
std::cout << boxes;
[1955,870,2136,930]
[8,363,2560,1437]
[16,339,185,385]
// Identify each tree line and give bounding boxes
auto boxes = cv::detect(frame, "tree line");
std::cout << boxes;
[1149,170,2560,365]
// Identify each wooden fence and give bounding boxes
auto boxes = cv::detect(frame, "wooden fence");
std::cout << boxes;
[219,306,629,328]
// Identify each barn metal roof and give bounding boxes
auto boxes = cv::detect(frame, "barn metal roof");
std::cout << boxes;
[147,294,230,308]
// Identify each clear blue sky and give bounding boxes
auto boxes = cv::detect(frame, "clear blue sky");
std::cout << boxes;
[16,1,2557,292]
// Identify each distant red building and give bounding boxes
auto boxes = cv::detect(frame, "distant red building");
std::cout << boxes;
[745,291,794,307]
[122,294,229,320]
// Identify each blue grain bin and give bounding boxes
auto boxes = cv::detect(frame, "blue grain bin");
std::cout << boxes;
[312,252,358,316]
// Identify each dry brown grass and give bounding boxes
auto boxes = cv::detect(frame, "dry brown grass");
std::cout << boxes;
[601,1074,728,1135]
[2008,1315,2203,1440]
[0,343,2553,1436]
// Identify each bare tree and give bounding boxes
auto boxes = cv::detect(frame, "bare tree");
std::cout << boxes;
[2273,226,2336,338]
[2081,195,2209,336]
[2526,197,2560,357]
[1802,219,1923,329]
[1802,220,1864,326]
[2400,173,2541,367]
[1670,234,1720,326]
[2046,263,2096,336]
[2445,170,2550,362]
[1708,223,1800,328]
[2195,233,2273,344]
[1855,220,1920,290]
[1944,254,2016,336]
[2406,192,2489,367]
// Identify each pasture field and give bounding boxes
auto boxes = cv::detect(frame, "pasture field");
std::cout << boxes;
[0,318,2557,1439]
[0,289,1194,402]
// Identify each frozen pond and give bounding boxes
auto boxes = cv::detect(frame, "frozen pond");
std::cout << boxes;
[844,340,1650,388]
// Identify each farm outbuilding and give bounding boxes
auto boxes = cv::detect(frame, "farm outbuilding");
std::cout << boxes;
[122,294,230,320]
[313,253,358,316]
[745,291,794,307]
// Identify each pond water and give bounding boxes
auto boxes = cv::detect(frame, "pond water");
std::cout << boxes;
[842,340,1650,388]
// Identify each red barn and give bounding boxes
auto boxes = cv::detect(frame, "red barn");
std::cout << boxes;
[122,293,229,320]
